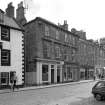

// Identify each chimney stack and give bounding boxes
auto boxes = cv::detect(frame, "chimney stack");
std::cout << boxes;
[58,20,68,30]
[16,1,27,25]
[63,20,68,30]
[6,2,14,18]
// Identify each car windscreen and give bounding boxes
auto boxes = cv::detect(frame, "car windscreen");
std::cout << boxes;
[95,81,105,88]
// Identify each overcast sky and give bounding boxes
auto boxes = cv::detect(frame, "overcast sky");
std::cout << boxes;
[0,0,105,40]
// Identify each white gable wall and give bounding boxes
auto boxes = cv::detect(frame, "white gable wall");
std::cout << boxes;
[0,26,24,85]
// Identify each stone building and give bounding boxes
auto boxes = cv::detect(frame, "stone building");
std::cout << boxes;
[0,3,24,87]
[71,29,95,80]
[24,17,79,85]
[94,38,105,79]
[71,28,105,80]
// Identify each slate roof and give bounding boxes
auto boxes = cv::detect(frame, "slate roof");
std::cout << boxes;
[0,9,23,31]
[24,17,79,37]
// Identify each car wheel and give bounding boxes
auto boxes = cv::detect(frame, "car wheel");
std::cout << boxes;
[95,94,102,101]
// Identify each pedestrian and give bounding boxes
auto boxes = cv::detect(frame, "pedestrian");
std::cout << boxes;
[12,72,18,91]
[10,76,14,91]
[10,72,18,91]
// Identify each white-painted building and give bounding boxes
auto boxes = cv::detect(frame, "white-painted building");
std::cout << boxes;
[0,9,24,86]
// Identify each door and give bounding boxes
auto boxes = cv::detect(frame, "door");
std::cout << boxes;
[57,65,60,83]
[51,69,54,83]
[10,71,16,83]
[51,65,55,83]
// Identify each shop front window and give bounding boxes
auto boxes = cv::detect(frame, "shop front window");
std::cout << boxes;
[80,71,85,80]
[64,71,66,81]
[89,70,94,79]
[42,64,48,81]
[67,66,72,80]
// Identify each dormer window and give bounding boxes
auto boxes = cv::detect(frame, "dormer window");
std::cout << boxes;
[1,26,10,41]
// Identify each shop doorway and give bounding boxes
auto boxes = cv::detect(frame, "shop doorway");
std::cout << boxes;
[10,71,16,83]
[51,65,54,83]
[57,65,60,83]
[51,69,54,83]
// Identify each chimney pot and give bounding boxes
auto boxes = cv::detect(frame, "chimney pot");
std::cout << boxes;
[18,1,23,8]
[16,1,27,25]
[6,2,14,18]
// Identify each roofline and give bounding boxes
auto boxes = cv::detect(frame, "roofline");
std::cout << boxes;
[0,9,4,14]
[12,17,24,31]
[24,17,79,37]
[0,23,24,32]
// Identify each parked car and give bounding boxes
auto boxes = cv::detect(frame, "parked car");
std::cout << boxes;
[92,80,105,101]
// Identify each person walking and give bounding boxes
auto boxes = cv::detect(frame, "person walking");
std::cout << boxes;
[12,72,18,91]
[10,75,14,91]
[10,72,18,91]
[93,75,96,80]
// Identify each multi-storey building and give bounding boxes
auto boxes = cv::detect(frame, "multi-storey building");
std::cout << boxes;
[0,3,24,87]
[95,38,105,78]
[71,28,105,80]
[75,30,94,80]
[24,17,79,85]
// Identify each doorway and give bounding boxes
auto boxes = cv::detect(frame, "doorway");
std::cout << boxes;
[57,65,60,83]
[51,65,54,83]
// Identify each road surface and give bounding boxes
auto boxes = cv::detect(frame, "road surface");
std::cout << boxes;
[0,81,104,105]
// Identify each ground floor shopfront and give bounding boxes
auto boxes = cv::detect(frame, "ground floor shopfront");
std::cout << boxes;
[79,66,94,80]
[95,65,105,79]
[25,58,79,85]
[0,68,24,87]
[63,63,79,82]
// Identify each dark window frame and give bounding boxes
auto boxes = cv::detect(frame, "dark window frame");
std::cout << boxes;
[1,49,11,66]
[0,72,9,85]
[1,26,10,41]
[43,41,51,58]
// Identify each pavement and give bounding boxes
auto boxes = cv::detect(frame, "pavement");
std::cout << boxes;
[0,79,97,94]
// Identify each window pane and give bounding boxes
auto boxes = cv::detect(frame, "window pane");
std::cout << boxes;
[96,82,105,88]
[1,26,10,41]
[43,42,50,58]
[65,33,68,42]
[56,30,59,40]
[45,25,49,36]
[55,46,61,58]
[1,72,9,84]
[1,50,10,66]
[42,65,48,81]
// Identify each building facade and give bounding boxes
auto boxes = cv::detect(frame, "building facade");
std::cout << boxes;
[94,38,105,79]
[0,5,24,86]
[24,17,79,85]
[71,28,105,80]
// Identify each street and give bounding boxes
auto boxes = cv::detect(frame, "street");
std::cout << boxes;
[0,81,105,105]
